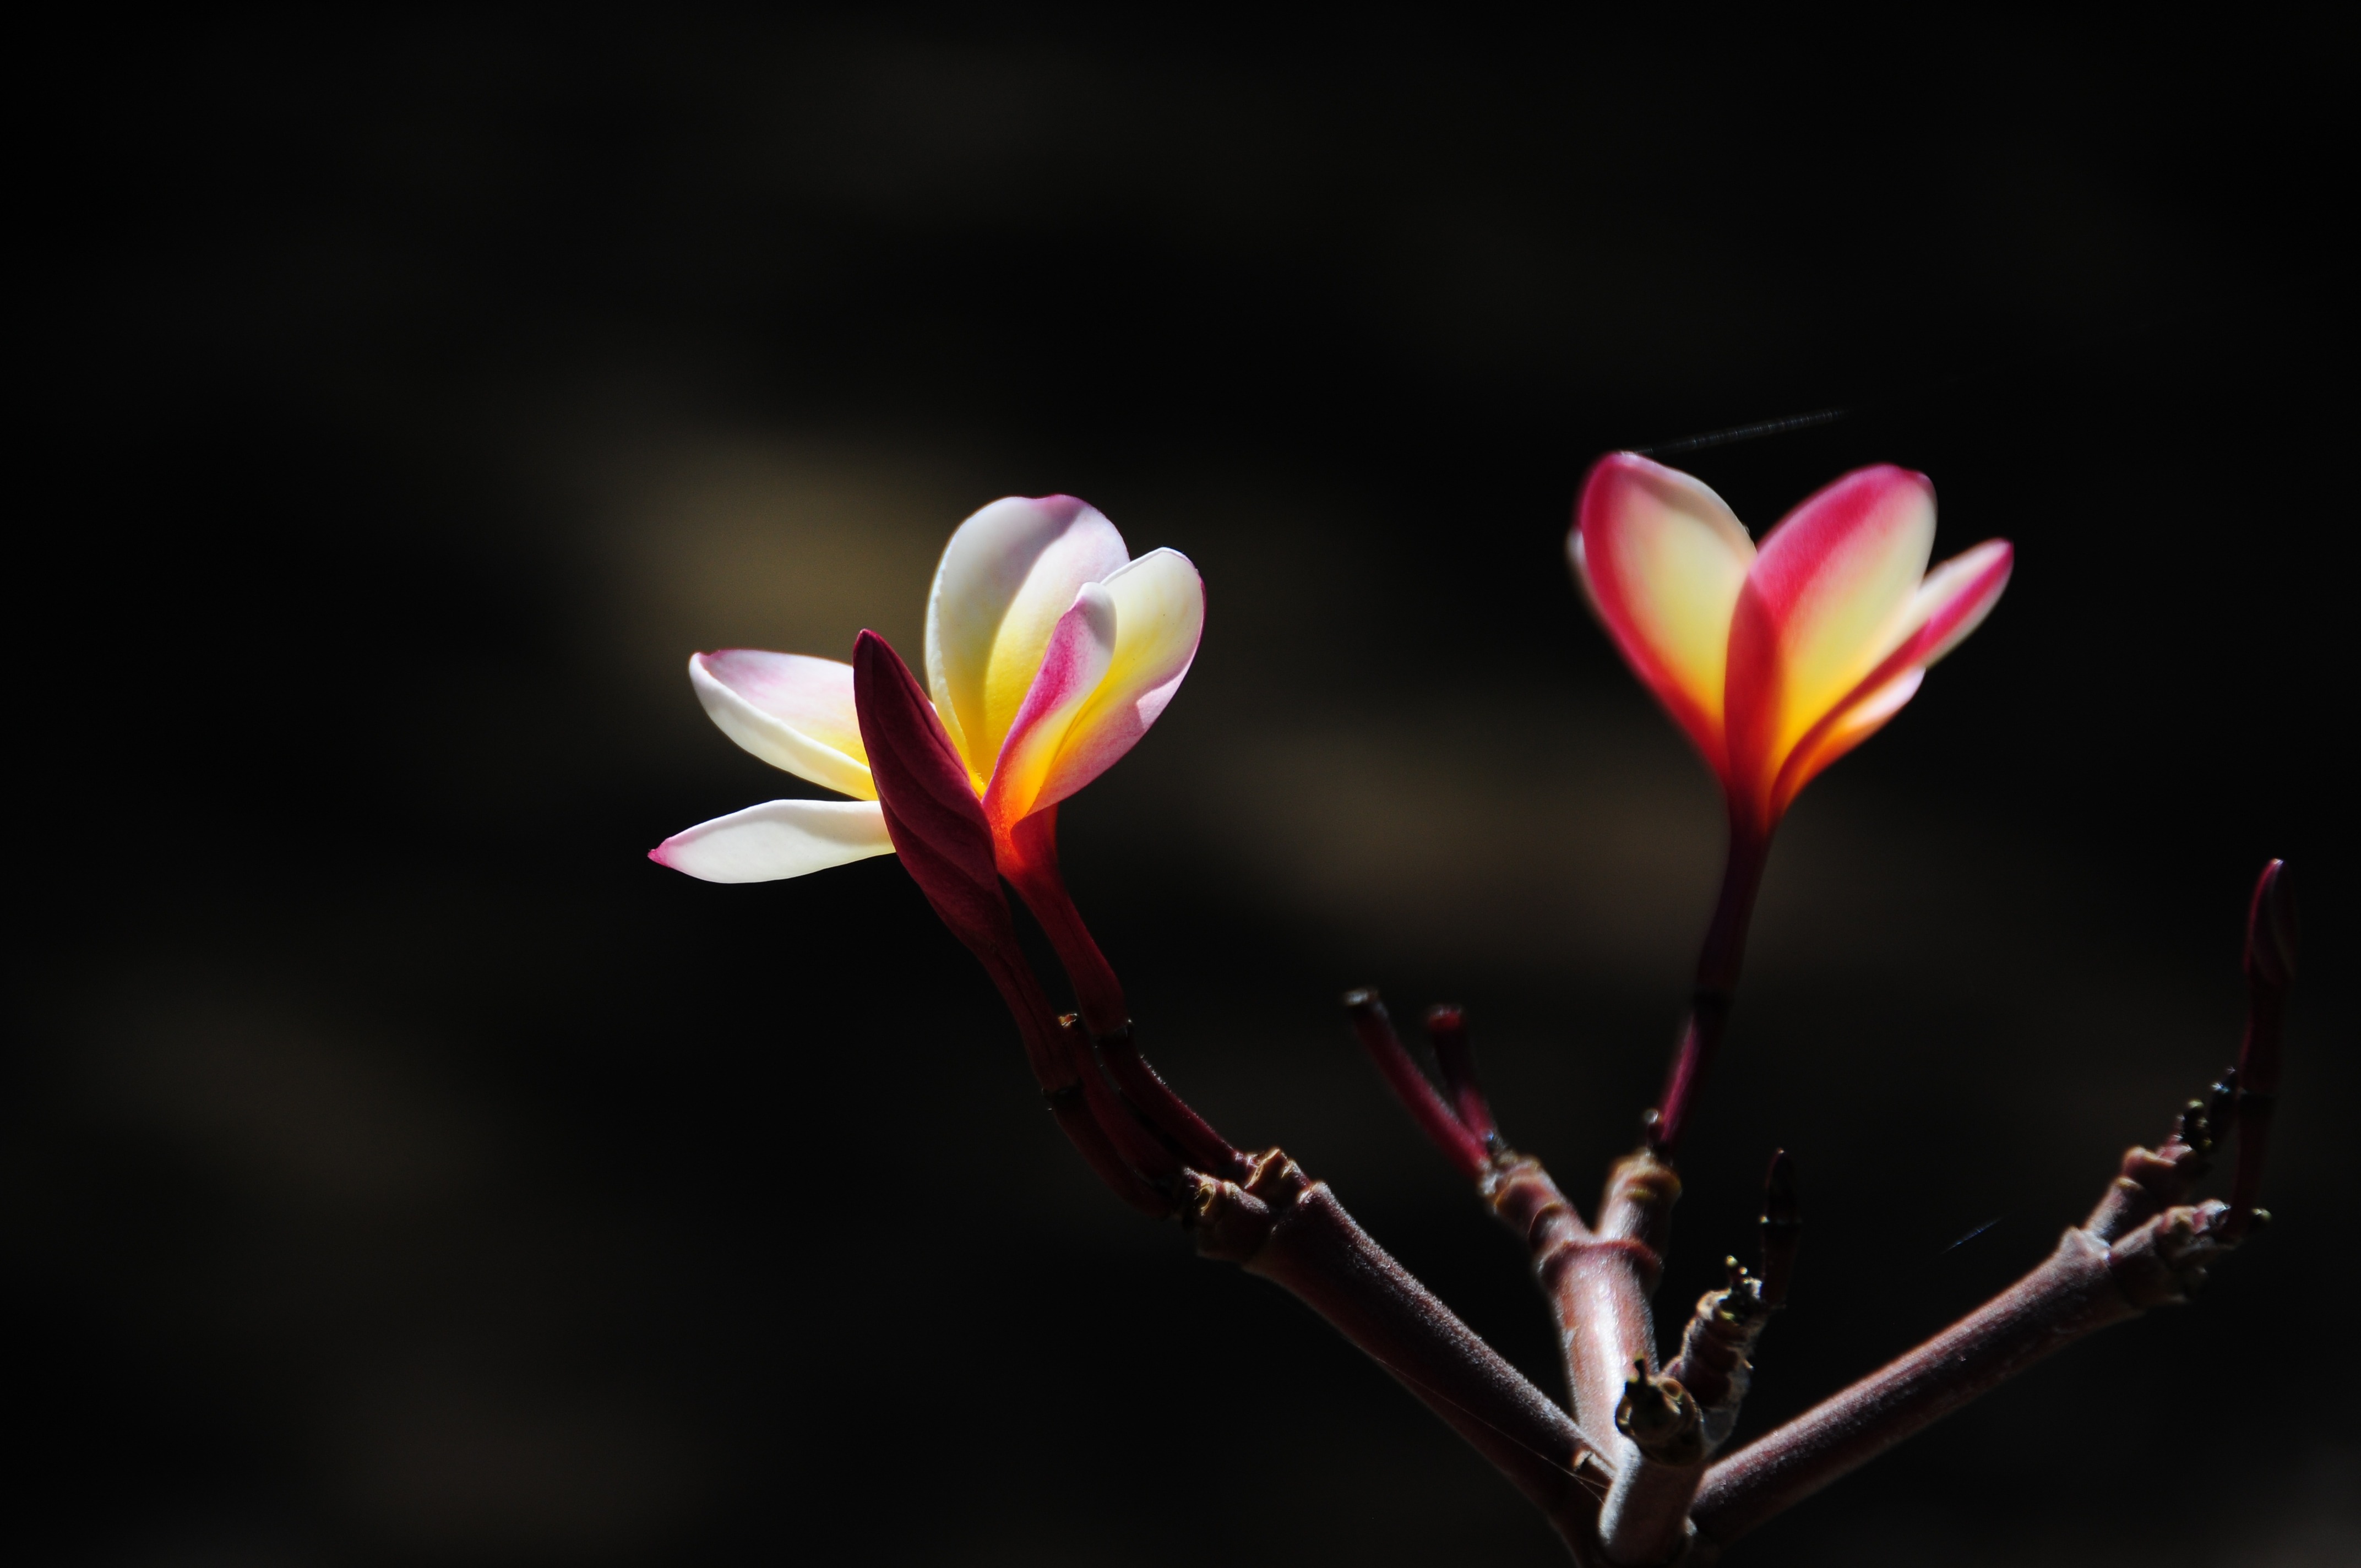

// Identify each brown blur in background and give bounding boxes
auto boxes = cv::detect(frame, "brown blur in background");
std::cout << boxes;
[18,13,2356,1565]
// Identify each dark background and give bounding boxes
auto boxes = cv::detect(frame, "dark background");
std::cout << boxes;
[18,13,2354,1565]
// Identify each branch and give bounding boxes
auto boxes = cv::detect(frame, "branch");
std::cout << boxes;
[1189,1148,1608,1560]
[1690,1085,2249,1550]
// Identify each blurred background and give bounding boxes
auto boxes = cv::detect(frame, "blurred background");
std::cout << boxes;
[19,12,2354,1565]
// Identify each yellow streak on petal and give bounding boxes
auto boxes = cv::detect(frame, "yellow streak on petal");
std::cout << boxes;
[986,584,1118,827]
[925,497,1128,790]
[1604,470,1755,731]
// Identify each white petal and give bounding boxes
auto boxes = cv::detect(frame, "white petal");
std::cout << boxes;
[689,651,875,800]
[649,799,894,883]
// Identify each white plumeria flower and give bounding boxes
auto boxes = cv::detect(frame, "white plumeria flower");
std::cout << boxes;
[651,495,1205,883]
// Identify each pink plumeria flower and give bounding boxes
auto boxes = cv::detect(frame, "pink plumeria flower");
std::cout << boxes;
[652,496,1204,883]
[1571,453,2013,841]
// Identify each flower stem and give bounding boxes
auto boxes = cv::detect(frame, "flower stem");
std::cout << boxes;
[1649,817,1770,1161]
[1000,807,1245,1177]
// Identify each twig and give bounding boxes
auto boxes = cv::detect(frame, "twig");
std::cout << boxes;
[1426,1004,1502,1149]
[1692,1183,2240,1547]
[2227,858,2297,1239]
[1343,989,1492,1179]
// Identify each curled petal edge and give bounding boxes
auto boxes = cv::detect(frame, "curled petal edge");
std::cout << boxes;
[689,652,876,799]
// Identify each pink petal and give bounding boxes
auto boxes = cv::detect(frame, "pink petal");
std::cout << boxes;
[1762,538,2013,818]
[1895,538,2014,669]
[1724,465,1935,817]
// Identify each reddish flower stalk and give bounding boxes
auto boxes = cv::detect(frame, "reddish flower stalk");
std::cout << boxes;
[1001,809,1247,1177]
[999,807,1128,1035]
[1649,821,1769,1159]
[850,630,1176,1215]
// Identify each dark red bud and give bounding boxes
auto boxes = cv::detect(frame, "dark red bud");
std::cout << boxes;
[852,630,1007,955]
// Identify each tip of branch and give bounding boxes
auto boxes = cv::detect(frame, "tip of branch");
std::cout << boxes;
[1759,1148,1802,1308]
[1341,987,1380,1012]
[1423,1003,1500,1148]
[2245,859,2298,989]
[1762,1148,1800,1226]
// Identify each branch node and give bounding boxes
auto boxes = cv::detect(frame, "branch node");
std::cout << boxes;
[1668,1258,1773,1456]
[1184,1147,1308,1263]
[2108,1200,2237,1309]
[1617,1360,1705,1467]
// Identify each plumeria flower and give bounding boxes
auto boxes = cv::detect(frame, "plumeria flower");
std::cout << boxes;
[651,495,1205,886]
[1571,452,2013,842]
